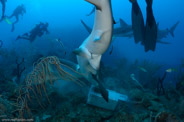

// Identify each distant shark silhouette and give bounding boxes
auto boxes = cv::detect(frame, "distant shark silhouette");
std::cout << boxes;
[81,19,179,45]
[73,0,114,102]
[157,21,180,43]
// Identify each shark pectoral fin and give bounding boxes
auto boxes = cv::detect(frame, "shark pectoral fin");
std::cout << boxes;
[73,48,83,56]
[73,47,91,59]
[85,0,102,10]
[89,54,102,70]
[94,30,104,42]
[73,48,88,58]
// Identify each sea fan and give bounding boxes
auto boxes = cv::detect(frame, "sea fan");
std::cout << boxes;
[25,56,84,86]
[14,56,84,118]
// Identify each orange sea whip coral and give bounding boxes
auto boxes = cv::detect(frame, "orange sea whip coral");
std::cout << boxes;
[14,56,85,118]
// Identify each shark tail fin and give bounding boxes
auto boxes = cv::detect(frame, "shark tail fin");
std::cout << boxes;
[169,21,180,37]
[119,18,128,28]
[81,20,92,33]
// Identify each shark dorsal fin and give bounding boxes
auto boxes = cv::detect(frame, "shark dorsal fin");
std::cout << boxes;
[119,19,128,28]
[73,47,91,59]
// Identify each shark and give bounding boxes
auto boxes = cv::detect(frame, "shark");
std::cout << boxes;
[73,0,113,102]
[157,21,180,43]
[81,19,179,45]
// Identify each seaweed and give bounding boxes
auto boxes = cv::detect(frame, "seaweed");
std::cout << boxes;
[157,72,167,96]
[15,58,25,84]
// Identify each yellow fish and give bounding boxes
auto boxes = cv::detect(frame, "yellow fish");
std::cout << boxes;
[166,68,177,73]
[4,18,12,25]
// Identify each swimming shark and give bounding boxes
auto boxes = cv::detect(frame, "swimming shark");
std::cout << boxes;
[81,19,179,45]
[81,19,133,39]
[73,0,113,102]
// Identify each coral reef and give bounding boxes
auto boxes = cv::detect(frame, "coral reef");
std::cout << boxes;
[0,55,184,121]
[13,56,85,118]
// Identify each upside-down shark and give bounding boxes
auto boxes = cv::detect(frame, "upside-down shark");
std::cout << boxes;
[72,0,113,102]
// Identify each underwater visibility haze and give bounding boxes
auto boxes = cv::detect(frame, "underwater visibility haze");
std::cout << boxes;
[0,0,184,121]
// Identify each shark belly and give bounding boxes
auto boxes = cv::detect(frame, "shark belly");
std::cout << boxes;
[74,0,113,82]
[83,30,112,54]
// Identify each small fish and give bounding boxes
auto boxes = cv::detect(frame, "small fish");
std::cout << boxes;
[55,38,67,55]
[166,68,177,73]
[138,66,147,72]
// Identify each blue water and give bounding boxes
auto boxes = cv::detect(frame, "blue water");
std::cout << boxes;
[1,1,184,120]
[0,0,184,66]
